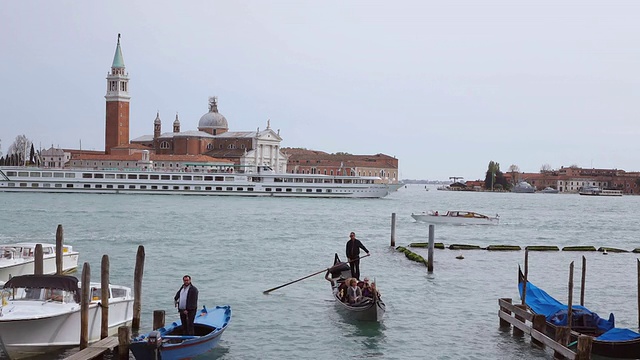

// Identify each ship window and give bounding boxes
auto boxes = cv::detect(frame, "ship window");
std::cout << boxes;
[193,176,203,181]
[18,172,29,176]
[31,183,39,188]
[84,184,91,188]
[184,186,190,190]
[55,184,62,188]
[275,188,282,192]
[82,173,92,178]
[150,175,159,180]
[237,187,243,191]
[162,186,169,190]
[226,187,233,191]
[151,185,157,189]
[183,176,192,181]
[94,173,104,179]
[112,288,127,298]
[248,188,254,191]
[265,188,272,191]
[54,172,64,178]
[326,189,332,193]
[172,175,180,180]
[6,171,16,176]
[215,176,224,181]
[105,174,115,179]
[30,172,41,177]
[225,177,234,181]
[194,186,201,190]
[316,189,322,192]
[161,175,170,180]
[128,174,137,179]
[205,176,213,181]
[117,174,126,179]
[205,186,212,190]
[139,174,148,180]
[306,189,312,192]
[128,185,135,189]
[216,187,222,191]
[106,185,113,189]
[67,184,74,188]
[95,184,102,189]
[286,188,292,192]
[296,189,303,192]
[173,186,180,190]
[43,183,51,188]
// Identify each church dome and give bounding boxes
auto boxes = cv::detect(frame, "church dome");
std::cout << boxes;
[198,96,228,130]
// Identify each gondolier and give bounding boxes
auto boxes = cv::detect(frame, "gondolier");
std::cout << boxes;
[345,232,370,280]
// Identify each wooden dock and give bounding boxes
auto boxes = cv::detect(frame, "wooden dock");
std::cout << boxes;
[498,298,593,359]
[62,336,121,360]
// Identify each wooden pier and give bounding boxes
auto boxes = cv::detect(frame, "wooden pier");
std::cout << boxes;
[62,336,119,360]
[498,298,593,359]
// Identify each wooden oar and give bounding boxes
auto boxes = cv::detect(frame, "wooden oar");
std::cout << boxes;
[262,253,371,294]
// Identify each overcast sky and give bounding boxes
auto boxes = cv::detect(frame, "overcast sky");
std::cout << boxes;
[1,1,639,180]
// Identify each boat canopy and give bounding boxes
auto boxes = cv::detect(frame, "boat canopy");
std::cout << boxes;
[3,274,79,292]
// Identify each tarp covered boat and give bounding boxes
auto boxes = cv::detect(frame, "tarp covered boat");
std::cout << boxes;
[130,305,231,360]
[518,267,640,358]
[325,254,385,322]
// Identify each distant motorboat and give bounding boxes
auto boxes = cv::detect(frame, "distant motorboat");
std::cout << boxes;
[411,210,499,225]
[512,181,535,193]
[0,243,79,283]
[540,187,559,194]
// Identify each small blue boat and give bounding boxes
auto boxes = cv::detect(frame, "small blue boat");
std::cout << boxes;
[130,305,231,360]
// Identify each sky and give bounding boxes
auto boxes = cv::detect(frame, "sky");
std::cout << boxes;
[1,1,639,181]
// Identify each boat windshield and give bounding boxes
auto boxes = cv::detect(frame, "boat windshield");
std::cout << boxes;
[3,287,77,303]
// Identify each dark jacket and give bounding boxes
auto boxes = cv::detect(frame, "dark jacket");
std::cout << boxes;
[174,285,198,310]
[346,238,369,259]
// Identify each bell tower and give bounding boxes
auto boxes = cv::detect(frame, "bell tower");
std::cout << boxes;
[105,34,131,154]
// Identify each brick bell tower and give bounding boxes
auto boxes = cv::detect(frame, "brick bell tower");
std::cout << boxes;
[105,34,130,154]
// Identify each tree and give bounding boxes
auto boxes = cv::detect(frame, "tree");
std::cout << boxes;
[508,164,520,185]
[7,135,31,166]
[540,164,552,173]
[29,143,35,165]
[484,161,508,190]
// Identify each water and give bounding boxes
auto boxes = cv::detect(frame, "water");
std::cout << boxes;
[1,185,639,359]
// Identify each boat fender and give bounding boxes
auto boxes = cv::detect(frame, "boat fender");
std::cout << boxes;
[147,331,162,348]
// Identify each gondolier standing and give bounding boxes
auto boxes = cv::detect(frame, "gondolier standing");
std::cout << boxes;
[345,232,370,280]
[174,275,199,335]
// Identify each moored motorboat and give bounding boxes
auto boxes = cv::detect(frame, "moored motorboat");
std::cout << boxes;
[0,243,79,283]
[0,274,134,359]
[411,210,499,225]
[325,254,385,322]
[512,181,535,193]
[518,267,640,358]
[130,305,231,360]
[540,187,559,194]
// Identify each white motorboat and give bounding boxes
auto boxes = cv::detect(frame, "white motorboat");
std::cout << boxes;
[540,187,559,194]
[0,243,79,283]
[512,181,535,193]
[0,274,134,359]
[0,165,391,198]
[411,210,499,225]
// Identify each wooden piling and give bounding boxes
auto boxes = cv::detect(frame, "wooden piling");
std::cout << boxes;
[390,213,396,247]
[576,335,593,360]
[80,262,90,349]
[118,326,131,359]
[637,258,639,330]
[34,244,43,275]
[153,310,166,330]
[427,225,434,272]
[522,249,529,305]
[531,314,546,348]
[554,326,571,359]
[513,304,527,337]
[580,256,586,306]
[568,261,574,330]
[499,298,512,328]
[132,245,145,331]
[56,224,64,275]
[101,255,110,340]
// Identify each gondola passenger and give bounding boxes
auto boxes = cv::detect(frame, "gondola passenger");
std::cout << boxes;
[347,278,363,304]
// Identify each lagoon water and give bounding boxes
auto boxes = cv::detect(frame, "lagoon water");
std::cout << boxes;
[1,185,639,359]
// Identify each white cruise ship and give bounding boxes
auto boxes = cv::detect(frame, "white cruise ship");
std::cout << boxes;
[0,165,391,198]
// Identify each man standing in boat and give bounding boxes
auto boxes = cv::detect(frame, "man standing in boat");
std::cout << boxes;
[174,275,199,335]
[345,232,370,280]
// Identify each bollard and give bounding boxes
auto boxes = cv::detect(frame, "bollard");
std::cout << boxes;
[153,310,166,330]
[118,326,131,359]
[576,335,593,360]
[499,298,512,328]
[101,255,110,339]
[390,213,396,247]
[427,225,434,272]
[34,244,44,275]
[56,225,64,275]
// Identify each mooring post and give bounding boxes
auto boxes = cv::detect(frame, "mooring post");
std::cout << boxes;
[80,262,90,349]
[554,326,571,359]
[132,245,145,331]
[576,335,593,360]
[568,261,574,330]
[427,224,434,273]
[513,304,526,337]
[153,310,166,330]
[101,255,110,340]
[34,244,43,275]
[522,249,529,305]
[390,213,396,247]
[637,258,639,330]
[499,298,512,328]
[118,326,131,359]
[580,255,586,306]
[55,225,64,275]
[531,314,546,348]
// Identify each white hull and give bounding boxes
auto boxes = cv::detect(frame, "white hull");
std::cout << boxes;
[0,167,390,199]
[0,244,79,283]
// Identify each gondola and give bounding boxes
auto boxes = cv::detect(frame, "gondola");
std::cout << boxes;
[325,253,385,322]
[518,267,640,358]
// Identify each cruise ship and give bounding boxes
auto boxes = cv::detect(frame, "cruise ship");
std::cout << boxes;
[0,165,391,198]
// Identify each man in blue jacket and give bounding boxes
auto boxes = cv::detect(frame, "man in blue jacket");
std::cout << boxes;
[345,232,370,280]
[174,275,199,335]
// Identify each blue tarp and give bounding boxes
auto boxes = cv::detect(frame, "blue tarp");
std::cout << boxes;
[596,328,640,342]
[518,280,616,334]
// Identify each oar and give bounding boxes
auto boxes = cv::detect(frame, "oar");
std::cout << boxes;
[262,253,371,294]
